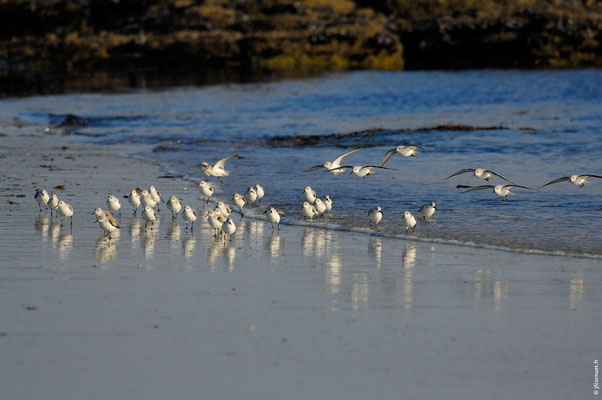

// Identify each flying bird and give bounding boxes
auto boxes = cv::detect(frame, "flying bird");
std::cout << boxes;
[199,155,243,177]
[326,164,395,177]
[305,148,363,175]
[539,174,602,189]
[462,184,537,201]
[445,168,514,183]
[379,144,429,166]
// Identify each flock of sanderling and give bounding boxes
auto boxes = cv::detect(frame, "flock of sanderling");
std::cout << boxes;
[33,143,601,239]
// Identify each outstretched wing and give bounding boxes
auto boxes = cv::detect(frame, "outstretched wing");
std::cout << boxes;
[504,184,537,191]
[581,174,602,179]
[485,170,514,183]
[305,164,325,172]
[378,148,397,167]
[538,177,570,188]
[462,185,494,193]
[404,143,430,152]
[277,209,286,217]
[215,154,242,169]
[445,169,475,180]
[325,165,353,172]
[364,165,396,170]
[333,147,363,165]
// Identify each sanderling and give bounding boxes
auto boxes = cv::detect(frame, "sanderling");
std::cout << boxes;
[324,195,332,212]
[328,165,395,177]
[48,193,60,217]
[142,205,159,229]
[539,174,602,188]
[302,186,317,204]
[34,189,50,211]
[198,180,214,202]
[93,207,113,219]
[314,198,327,215]
[232,193,246,214]
[302,202,319,220]
[462,184,537,201]
[305,147,364,175]
[167,196,182,218]
[107,195,121,217]
[368,206,382,227]
[401,210,417,232]
[221,218,237,240]
[57,200,74,227]
[245,186,258,204]
[149,185,163,210]
[96,213,120,238]
[419,201,437,220]
[216,202,232,218]
[207,210,226,236]
[265,207,285,230]
[199,155,243,177]
[128,189,141,215]
[255,184,265,203]
[445,168,514,183]
[140,189,157,209]
[380,144,429,166]
[183,205,197,230]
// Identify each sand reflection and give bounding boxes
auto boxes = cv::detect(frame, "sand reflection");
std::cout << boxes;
[569,272,584,309]
[95,236,117,263]
[401,242,416,309]
[474,270,509,311]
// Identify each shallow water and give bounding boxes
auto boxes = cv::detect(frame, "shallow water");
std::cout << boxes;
[2,70,601,256]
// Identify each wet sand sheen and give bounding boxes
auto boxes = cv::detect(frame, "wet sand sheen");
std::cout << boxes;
[0,136,600,400]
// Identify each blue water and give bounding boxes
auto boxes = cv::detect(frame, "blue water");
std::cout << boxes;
[2,70,602,256]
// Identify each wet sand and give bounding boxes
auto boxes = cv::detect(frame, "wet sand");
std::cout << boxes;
[1,136,600,399]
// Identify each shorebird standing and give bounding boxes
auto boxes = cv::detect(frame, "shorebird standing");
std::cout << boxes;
[128,189,141,215]
[401,211,417,232]
[198,181,214,202]
[265,207,285,230]
[34,189,50,211]
[368,206,383,227]
[418,201,437,220]
[301,186,317,204]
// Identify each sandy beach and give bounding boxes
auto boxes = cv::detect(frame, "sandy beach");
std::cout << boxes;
[0,135,600,399]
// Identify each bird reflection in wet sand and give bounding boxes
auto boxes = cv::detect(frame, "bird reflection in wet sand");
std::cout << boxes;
[303,228,331,258]
[401,243,416,309]
[57,232,73,260]
[130,218,142,249]
[474,270,509,312]
[368,237,382,268]
[569,272,584,310]
[208,239,236,268]
[143,227,157,259]
[183,235,197,259]
[351,273,370,310]
[95,236,117,263]
[324,253,343,294]
[267,234,282,259]
[246,220,263,247]
[50,221,61,247]
[35,216,50,245]
[169,222,181,249]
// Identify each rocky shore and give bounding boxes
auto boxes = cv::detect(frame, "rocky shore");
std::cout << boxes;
[1,0,601,94]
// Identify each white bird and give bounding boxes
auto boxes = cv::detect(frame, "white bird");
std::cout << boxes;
[314,198,327,215]
[198,180,214,201]
[166,196,182,218]
[302,202,319,220]
[232,193,246,214]
[57,200,74,227]
[106,195,121,217]
[216,202,232,218]
[380,144,429,166]
[199,155,243,177]
[34,189,50,211]
[149,185,163,210]
[462,184,537,201]
[128,189,141,215]
[96,213,120,237]
[48,193,60,217]
[305,147,364,175]
[327,164,395,177]
[265,207,285,230]
[183,205,197,230]
[221,218,237,240]
[323,195,333,212]
[142,205,159,229]
[419,201,437,220]
[140,189,157,209]
[401,210,417,232]
[368,206,383,227]
[445,168,514,183]
[245,186,258,204]
[301,186,317,204]
[539,174,602,188]
[255,184,265,203]
[207,210,226,236]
